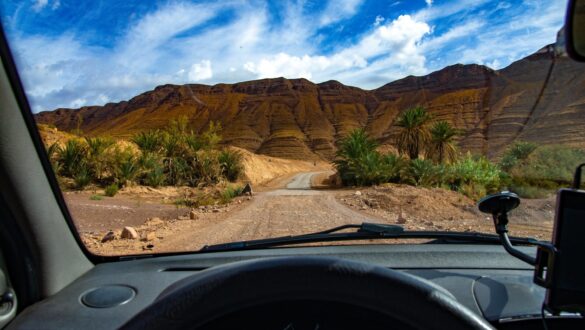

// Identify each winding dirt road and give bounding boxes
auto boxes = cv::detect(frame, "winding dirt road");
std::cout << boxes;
[157,172,385,251]
[79,171,388,255]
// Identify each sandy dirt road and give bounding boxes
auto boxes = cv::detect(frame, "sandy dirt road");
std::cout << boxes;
[80,171,388,254]
[151,172,385,252]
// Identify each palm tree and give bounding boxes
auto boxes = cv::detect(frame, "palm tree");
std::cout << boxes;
[395,106,432,159]
[427,121,459,164]
[85,136,114,180]
[334,128,379,186]
[132,130,164,154]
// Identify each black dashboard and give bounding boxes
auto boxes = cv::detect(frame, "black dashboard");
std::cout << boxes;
[8,244,584,329]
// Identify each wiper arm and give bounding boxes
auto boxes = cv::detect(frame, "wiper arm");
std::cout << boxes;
[200,222,543,252]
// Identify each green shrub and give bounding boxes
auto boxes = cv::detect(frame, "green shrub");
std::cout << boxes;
[510,185,552,199]
[380,154,407,183]
[132,130,164,154]
[194,151,222,185]
[334,129,409,186]
[104,183,119,197]
[73,165,91,189]
[334,129,379,186]
[221,185,243,203]
[401,159,444,187]
[164,156,189,186]
[504,145,585,198]
[185,134,205,152]
[145,165,166,187]
[173,198,198,207]
[112,150,139,185]
[446,154,502,199]
[514,145,585,186]
[57,139,88,178]
[46,142,62,174]
[162,131,184,158]
[219,149,244,182]
[500,141,537,171]
[201,121,222,150]
[89,194,103,201]
[85,136,115,180]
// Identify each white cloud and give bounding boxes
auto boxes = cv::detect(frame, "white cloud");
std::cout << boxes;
[421,19,485,51]
[374,15,384,26]
[244,53,345,79]
[425,0,433,6]
[70,98,87,108]
[32,0,48,12]
[8,0,565,112]
[320,0,364,26]
[188,60,213,81]
[486,59,501,69]
[31,0,59,12]
[454,0,565,68]
[415,0,490,21]
[244,15,429,84]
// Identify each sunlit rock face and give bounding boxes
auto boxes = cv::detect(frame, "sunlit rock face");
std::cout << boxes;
[36,46,585,160]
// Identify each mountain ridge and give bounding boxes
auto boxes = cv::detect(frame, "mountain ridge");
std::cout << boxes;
[35,46,585,160]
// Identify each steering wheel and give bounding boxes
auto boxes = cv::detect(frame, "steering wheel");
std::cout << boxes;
[122,257,493,329]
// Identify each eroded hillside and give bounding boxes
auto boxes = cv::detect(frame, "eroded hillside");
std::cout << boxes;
[35,46,585,160]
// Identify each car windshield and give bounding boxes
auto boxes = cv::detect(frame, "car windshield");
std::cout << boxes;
[1,0,581,256]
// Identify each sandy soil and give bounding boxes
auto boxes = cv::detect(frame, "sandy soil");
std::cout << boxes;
[335,184,553,240]
[235,147,332,186]
[73,172,555,256]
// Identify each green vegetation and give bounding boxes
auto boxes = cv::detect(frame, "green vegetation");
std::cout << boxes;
[499,141,537,171]
[219,149,244,182]
[221,185,244,203]
[395,106,432,160]
[89,194,103,201]
[336,120,583,200]
[502,143,585,198]
[427,121,459,164]
[45,117,244,191]
[104,183,119,197]
[173,184,243,207]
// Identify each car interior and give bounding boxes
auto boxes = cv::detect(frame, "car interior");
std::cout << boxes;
[1,1,585,329]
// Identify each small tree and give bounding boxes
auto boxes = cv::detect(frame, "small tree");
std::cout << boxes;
[499,141,537,171]
[219,149,244,182]
[427,121,459,164]
[57,139,88,178]
[334,128,396,186]
[85,136,115,180]
[132,130,164,154]
[395,106,432,160]
[202,121,222,150]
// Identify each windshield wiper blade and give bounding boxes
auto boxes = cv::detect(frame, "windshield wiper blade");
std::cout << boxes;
[200,222,543,252]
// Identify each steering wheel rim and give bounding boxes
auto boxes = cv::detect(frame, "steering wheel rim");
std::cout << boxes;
[122,256,493,330]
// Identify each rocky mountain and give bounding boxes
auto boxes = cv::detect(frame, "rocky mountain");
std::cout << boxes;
[35,45,585,160]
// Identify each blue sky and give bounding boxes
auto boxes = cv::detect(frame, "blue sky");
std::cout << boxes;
[0,0,566,112]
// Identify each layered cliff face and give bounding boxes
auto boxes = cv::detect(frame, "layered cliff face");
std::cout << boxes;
[35,46,585,160]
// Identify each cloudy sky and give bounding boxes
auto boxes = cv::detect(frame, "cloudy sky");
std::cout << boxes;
[0,0,566,112]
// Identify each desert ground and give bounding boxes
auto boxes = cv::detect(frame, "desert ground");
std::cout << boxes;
[71,169,555,256]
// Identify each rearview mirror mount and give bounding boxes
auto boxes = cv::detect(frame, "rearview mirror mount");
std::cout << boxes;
[478,192,537,265]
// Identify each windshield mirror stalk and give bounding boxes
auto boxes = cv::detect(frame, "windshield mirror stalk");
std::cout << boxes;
[478,191,537,265]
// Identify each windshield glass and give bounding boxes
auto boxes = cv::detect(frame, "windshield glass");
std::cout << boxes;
[1,0,581,256]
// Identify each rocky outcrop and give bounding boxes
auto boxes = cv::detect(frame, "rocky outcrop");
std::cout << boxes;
[35,45,585,160]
